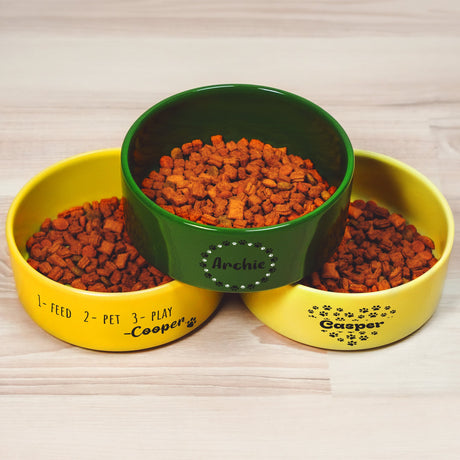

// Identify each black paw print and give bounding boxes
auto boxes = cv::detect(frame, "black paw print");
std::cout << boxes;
[347,340,357,346]
[360,307,369,313]
[329,332,339,338]
[359,335,368,341]
[372,305,381,311]
[238,240,247,245]
[319,311,328,317]
[187,317,197,328]
[345,312,354,318]
[323,305,332,311]
[369,312,378,318]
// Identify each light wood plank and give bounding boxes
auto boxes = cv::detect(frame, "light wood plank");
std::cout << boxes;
[1,0,459,457]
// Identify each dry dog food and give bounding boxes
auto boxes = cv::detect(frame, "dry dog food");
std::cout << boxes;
[302,199,438,292]
[140,135,335,228]
[26,197,172,292]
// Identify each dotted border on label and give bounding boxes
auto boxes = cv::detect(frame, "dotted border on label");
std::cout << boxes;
[200,240,277,291]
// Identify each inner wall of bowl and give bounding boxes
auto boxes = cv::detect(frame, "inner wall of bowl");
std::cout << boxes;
[12,151,122,259]
[125,85,352,191]
[352,151,451,259]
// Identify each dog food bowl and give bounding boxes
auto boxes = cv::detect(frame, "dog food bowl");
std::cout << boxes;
[6,148,223,351]
[241,150,454,350]
[121,84,354,292]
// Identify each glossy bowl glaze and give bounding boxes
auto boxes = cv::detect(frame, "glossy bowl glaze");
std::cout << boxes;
[6,149,223,351]
[241,150,454,350]
[121,84,354,292]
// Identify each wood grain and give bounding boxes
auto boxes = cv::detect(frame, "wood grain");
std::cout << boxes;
[1,0,459,458]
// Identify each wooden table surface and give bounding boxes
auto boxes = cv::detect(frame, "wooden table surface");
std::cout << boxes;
[1,1,459,458]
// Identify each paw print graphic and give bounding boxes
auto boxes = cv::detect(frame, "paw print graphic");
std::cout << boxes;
[372,305,381,311]
[359,335,368,341]
[319,311,328,317]
[329,332,339,338]
[369,312,378,318]
[360,307,369,313]
[323,305,332,311]
[187,317,197,328]
[347,340,357,346]
[346,334,356,340]
[345,312,354,318]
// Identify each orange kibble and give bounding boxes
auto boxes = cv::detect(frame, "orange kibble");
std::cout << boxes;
[302,199,438,293]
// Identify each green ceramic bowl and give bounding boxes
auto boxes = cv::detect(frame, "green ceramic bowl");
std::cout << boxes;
[121,84,354,292]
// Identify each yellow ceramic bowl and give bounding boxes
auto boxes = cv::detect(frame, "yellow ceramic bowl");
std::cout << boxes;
[241,150,454,350]
[6,148,223,352]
